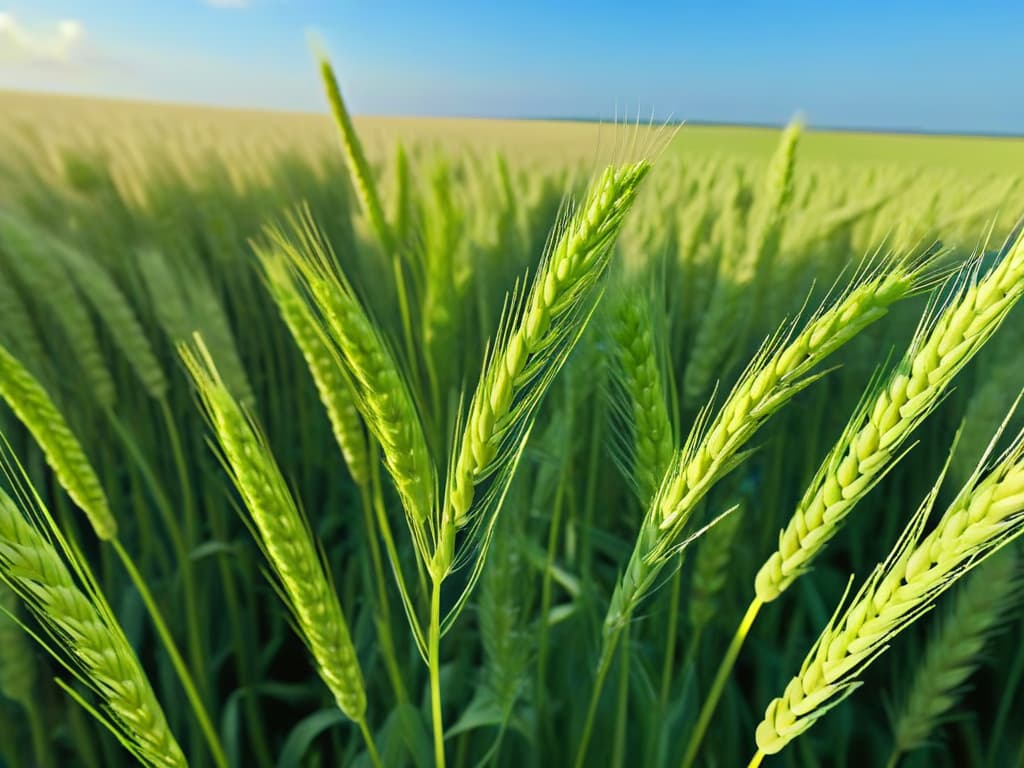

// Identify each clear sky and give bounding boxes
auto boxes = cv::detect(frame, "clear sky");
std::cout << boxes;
[1,1,1022,134]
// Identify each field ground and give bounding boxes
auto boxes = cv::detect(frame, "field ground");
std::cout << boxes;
[3,90,1023,174]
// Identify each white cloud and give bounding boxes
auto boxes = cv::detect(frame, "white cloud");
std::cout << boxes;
[0,12,86,64]
[204,0,249,7]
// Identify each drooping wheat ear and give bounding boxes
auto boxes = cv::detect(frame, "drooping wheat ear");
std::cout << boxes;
[180,267,256,409]
[54,238,168,400]
[0,490,186,768]
[689,506,744,634]
[266,209,435,554]
[257,249,370,487]
[753,426,1024,757]
[604,250,936,634]
[318,54,395,254]
[181,338,368,723]
[447,160,651,544]
[137,248,194,344]
[0,262,46,371]
[0,210,116,409]
[0,342,116,540]
[755,228,1024,603]
[139,244,254,406]
[610,286,676,506]
[888,546,1021,763]
[0,584,35,705]
[684,120,802,404]
[392,143,415,246]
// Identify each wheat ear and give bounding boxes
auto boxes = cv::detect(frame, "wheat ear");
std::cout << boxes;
[265,209,436,549]
[181,338,372,726]
[0,342,116,539]
[756,226,1024,602]
[0,211,116,409]
[447,161,651,542]
[887,546,1021,765]
[753,422,1024,758]
[53,236,168,400]
[257,249,370,487]
[318,54,395,254]
[0,488,186,768]
[610,286,676,506]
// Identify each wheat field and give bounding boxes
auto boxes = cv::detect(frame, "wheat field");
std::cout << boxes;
[0,65,1023,768]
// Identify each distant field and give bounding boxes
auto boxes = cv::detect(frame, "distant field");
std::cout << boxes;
[2,90,1023,175]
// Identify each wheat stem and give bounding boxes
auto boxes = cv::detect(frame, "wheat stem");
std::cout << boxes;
[429,579,446,768]
[681,597,763,768]
[111,540,227,768]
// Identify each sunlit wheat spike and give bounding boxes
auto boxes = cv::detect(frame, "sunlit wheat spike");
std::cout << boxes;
[0,490,185,767]
[266,209,435,556]
[0,342,116,540]
[754,423,1024,757]
[447,160,651,545]
[610,287,675,507]
[257,248,370,487]
[888,546,1021,761]
[755,227,1024,603]
[318,54,395,254]
[182,338,368,722]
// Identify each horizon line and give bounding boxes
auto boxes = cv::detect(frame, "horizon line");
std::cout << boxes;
[2,86,1022,141]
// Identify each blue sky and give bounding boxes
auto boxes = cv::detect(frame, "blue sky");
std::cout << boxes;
[1,1,1022,134]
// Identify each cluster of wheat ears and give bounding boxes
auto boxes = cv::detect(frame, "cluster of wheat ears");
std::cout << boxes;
[1,57,1024,768]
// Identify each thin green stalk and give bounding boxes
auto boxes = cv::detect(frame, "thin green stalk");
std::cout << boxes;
[105,409,208,707]
[659,561,684,708]
[612,624,630,768]
[429,579,446,768]
[25,699,53,768]
[358,718,384,768]
[111,539,229,768]
[359,481,408,705]
[208,487,274,768]
[535,458,569,745]
[574,630,621,768]
[748,749,766,768]
[159,398,197,546]
[681,597,763,768]
[580,400,605,628]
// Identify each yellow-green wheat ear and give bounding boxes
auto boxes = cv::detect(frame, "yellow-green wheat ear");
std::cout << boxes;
[257,247,370,487]
[609,287,676,507]
[0,488,186,768]
[0,342,116,540]
[888,547,1021,763]
[447,160,651,536]
[180,337,371,726]
[265,210,436,560]
[317,53,395,254]
[754,417,1024,758]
